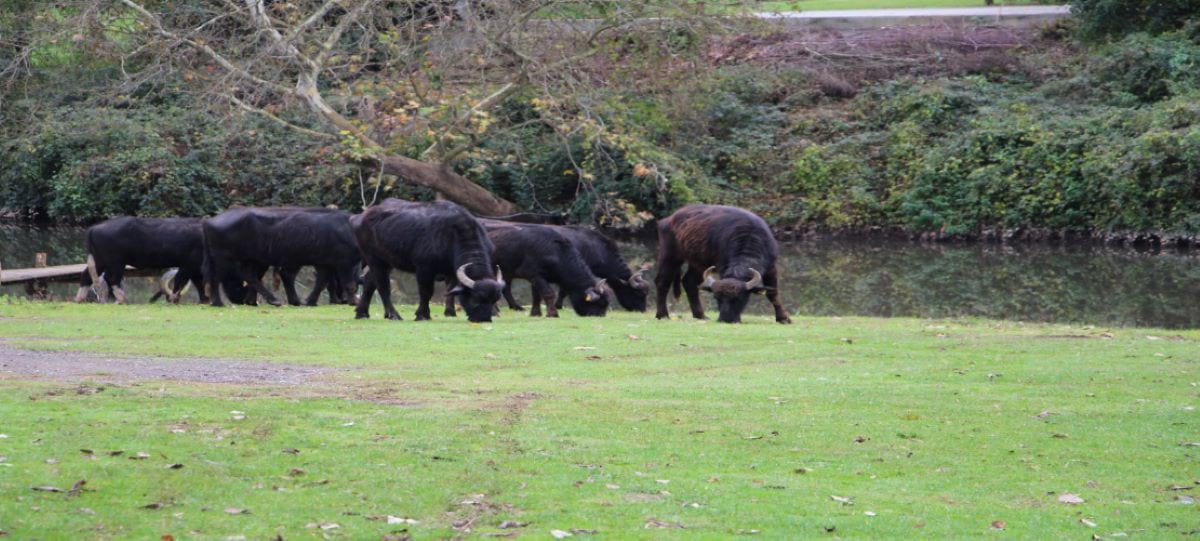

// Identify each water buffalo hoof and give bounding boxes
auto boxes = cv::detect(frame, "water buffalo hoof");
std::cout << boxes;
[777,317,793,324]
[355,312,369,319]
[656,312,670,320]
[508,305,524,311]
[384,312,402,321]
[415,314,431,321]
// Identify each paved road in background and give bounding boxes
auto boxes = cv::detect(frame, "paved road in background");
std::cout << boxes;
[759,5,1069,18]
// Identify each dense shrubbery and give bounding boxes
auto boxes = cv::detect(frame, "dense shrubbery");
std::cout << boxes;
[4,8,1200,238]
[781,30,1200,235]
[0,104,360,222]
[1070,0,1199,41]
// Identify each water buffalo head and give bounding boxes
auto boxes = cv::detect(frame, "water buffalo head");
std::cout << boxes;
[569,279,611,317]
[700,266,765,323]
[448,263,505,322]
[613,265,651,312]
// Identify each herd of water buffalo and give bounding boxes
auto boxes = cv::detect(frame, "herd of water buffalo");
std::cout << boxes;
[74,200,793,324]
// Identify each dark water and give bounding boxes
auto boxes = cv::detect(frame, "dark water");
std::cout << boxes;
[3,225,1199,328]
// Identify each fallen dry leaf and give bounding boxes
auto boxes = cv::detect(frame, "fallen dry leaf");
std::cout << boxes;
[68,479,86,497]
[161,535,175,541]
[386,516,419,525]
[1080,518,1097,528]
[1176,495,1196,504]
[130,452,150,460]
[570,529,597,535]
[223,507,249,515]
[1058,493,1085,505]
[572,346,595,351]
[830,495,854,506]
[108,450,124,457]
[644,518,684,529]
[1168,484,1193,491]
[991,520,1006,530]
[165,463,183,470]
[281,448,301,455]
[31,485,64,493]
[142,502,166,510]
[550,530,572,539]
[498,521,527,529]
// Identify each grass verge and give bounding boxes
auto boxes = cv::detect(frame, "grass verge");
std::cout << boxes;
[0,300,1197,539]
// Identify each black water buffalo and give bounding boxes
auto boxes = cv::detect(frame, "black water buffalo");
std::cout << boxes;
[354,199,504,322]
[654,204,791,324]
[202,207,359,307]
[76,217,208,304]
[481,219,611,318]
[553,225,650,312]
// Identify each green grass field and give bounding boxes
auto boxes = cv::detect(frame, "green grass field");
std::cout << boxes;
[0,300,1197,539]
[752,0,1053,11]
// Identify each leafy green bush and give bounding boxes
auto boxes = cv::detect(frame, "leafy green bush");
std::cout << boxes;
[1071,0,1199,41]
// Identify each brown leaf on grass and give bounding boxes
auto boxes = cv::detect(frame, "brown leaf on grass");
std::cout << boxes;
[165,464,183,470]
[570,528,597,535]
[68,479,86,497]
[1169,484,1194,491]
[108,450,124,457]
[45,458,59,465]
[288,468,305,476]
[853,436,869,443]
[644,518,684,529]
[161,535,175,541]
[1080,518,1097,528]
[1052,433,1069,439]
[142,502,166,510]
[830,495,854,506]
[130,452,151,460]
[1176,495,1196,504]
[1058,493,1085,504]
[550,530,572,539]
[281,448,301,455]
[498,521,528,529]
[31,485,64,493]
[990,521,1006,530]
[380,536,411,541]
[0,530,7,537]
[223,507,249,515]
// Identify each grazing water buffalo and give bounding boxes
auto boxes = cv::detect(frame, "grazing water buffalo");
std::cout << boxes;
[481,219,612,318]
[654,204,791,324]
[553,225,650,312]
[202,207,359,307]
[354,199,504,322]
[76,217,208,304]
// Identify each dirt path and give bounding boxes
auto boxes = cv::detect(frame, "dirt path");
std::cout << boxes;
[0,342,333,385]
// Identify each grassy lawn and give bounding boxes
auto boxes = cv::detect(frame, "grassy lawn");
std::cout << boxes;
[0,300,1197,539]
[752,0,1054,11]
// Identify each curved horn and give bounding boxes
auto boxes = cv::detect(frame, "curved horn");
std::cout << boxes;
[456,263,476,289]
[702,266,719,289]
[494,266,504,287]
[745,268,763,290]
[595,278,610,294]
[631,268,650,289]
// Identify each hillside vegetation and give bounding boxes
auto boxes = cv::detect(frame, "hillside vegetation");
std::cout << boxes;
[2,2,1197,241]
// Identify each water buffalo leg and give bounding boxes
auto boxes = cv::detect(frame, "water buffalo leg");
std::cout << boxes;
[74,268,92,303]
[334,264,356,306]
[242,263,281,307]
[530,276,558,317]
[764,267,792,324]
[276,267,303,306]
[190,274,209,304]
[414,269,436,321]
[304,268,326,306]
[681,266,707,320]
[554,287,566,310]
[654,256,681,320]
[105,265,128,305]
[502,280,523,311]
[443,279,458,317]
[354,260,383,319]
[374,266,402,321]
[169,269,192,304]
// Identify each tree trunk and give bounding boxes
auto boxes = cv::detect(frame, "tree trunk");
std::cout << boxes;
[379,154,516,216]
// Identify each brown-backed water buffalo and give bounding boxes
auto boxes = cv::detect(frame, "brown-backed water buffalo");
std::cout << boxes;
[76,217,209,304]
[553,225,650,312]
[654,204,791,324]
[481,219,612,318]
[354,199,504,322]
[202,207,359,307]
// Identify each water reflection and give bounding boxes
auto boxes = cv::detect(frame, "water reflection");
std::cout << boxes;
[3,225,1198,328]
